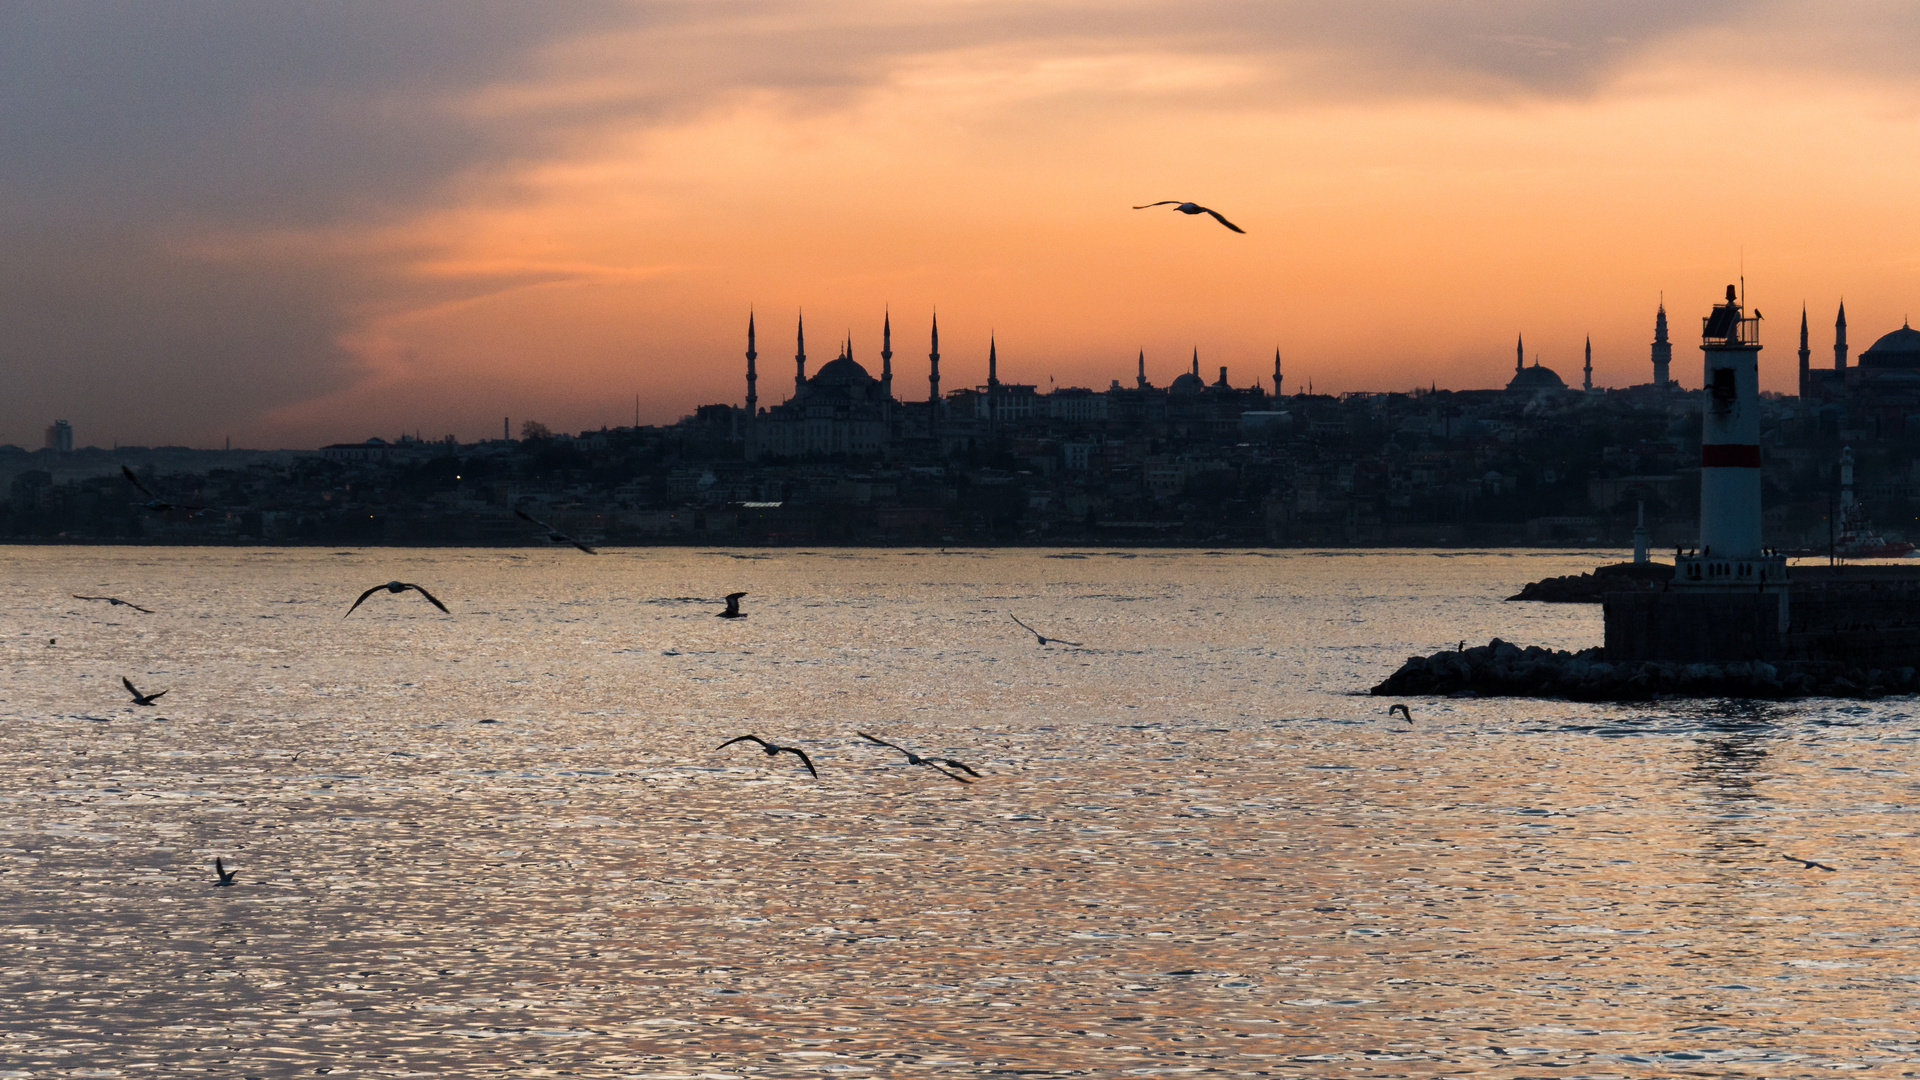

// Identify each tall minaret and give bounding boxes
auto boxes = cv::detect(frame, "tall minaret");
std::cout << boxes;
[1797,305,1810,397]
[1273,349,1282,396]
[1651,302,1671,387]
[928,313,941,403]
[1583,336,1592,391]
[1835,300,1849,372]
[1136,349,1146,389]
[1191,347,1200,379]
[987,336,1000,433]
[795,312,808,394]
[880,309,893,400]
[745,310,758,417]
[1516,333,1524,376]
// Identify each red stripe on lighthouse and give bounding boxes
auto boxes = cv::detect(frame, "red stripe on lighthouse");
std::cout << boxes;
[1701,444,1761,468]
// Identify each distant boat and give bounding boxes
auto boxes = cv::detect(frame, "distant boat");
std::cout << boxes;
[1782,501,1916,561]
[1830,500,1915,560]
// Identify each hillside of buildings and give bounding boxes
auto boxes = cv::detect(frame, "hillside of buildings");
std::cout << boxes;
[4,379,1904,548]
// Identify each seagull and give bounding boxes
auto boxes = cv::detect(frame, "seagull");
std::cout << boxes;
[858,731,980,784]
[1132,201,1245,234]
[1011,615,1080,647]
[718,734,817,778]
[120,465,204,513]
[345,581,449,617]
[214,857,237,887]
[513,508,597,554]
[1780,853,1836,872]
[122,676,167,706]
[74,595,153,614]
[717,592,748,619]
[1388,703,1413,724]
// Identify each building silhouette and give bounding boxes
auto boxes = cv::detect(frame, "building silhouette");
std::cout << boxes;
[44,420,72,452]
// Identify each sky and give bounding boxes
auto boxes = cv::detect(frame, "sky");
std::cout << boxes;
[5,1,1920,449]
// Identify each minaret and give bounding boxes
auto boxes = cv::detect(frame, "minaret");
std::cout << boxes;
[1136,349,1146,389]
[1273,349,1282,396]
[745,310,758,418]
[987,336,1000,433]
[1651,302,1671,387]
[795,312,808,394]
[1191,347,1200,378]
[928,312,941,437]
[880,309,893,400]
[1516,333,1524,376]
[1583,336,1592,391]
[1797,305,1810,397]
[928,313,941,402]
[1835,300,1849,372]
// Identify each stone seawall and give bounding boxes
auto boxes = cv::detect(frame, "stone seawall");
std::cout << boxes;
[1371,638,1917,701]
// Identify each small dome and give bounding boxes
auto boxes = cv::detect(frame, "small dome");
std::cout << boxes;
[1860,322,1920,369]
[1506,364,1566,391]
[1169,371,1206,395]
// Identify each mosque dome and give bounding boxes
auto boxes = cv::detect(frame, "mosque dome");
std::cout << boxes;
[1859,322,1920,369]
[1169,369,1206,395]
[809,355,877,387]
[1506,363,1567,392]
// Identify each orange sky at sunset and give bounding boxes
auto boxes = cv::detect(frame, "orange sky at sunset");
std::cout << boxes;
[7,3,1920,448]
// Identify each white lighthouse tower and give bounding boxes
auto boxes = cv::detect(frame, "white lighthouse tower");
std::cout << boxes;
[1675,284,1786,592]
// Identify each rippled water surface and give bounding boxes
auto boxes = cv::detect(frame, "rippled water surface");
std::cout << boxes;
[4,546,1919,1077]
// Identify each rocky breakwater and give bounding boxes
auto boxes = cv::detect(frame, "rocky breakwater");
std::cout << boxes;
[1507,561,1673,603]
[1371,638,1918,701]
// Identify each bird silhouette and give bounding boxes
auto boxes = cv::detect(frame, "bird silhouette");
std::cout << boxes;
[74,594,153,613]
[1011,615,1080,647]
[717,734,817,778]
[1780,853,1836,872]
[1132,201,1245,234]
[858,732,980,784]
[513,508,597,553]
[214,857,237,887]
[1388,704,1413,724]
[717,592,748,619]
[345,581,449,617]
[120,465,204,513]
[122,676,167,707]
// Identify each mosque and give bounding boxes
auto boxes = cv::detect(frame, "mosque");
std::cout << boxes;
[737,311,1274,461]
[1502,301,1685,394]
[1801,303,1920,427]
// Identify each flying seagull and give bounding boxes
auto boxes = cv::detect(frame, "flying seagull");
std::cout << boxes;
[1388,703,1413,724]
[1011,615,1081,647]
[513,507,597,554]
[717,734,817,778]
[74,594,153,614]
[122,676,167,707]
[345,581,449,617]
[1132,201,1245,234]
[1780,853,1836,872]
[858,731,981,784]
[717,592,748,619]
[214,858,237,887]
[120,465,204,513]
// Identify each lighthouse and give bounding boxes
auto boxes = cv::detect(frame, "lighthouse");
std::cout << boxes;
[1674,284,1785,592]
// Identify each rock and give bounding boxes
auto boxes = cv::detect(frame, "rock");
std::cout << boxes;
[1507,561,1676,603]
[1369,637,1909,702]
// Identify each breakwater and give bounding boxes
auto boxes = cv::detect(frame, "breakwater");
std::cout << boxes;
[1371,637,1918,701]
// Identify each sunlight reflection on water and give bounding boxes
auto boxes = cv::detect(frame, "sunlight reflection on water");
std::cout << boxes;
[3,546,1918,1075]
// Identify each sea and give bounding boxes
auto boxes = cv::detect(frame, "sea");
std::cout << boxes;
[2,546,1916,1077]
